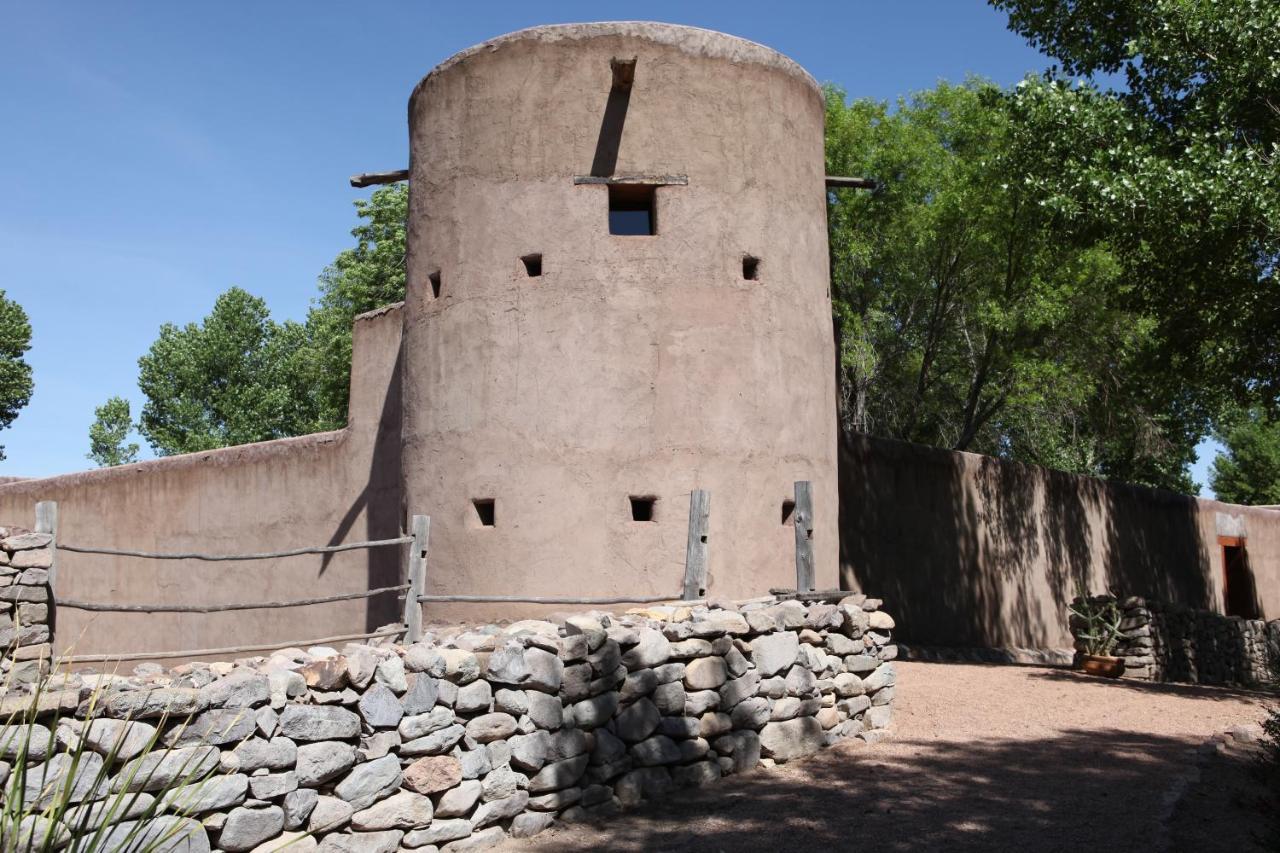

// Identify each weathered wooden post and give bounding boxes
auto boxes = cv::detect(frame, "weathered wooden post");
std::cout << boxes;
[404,514,430,643]
[793,481,815,592]
[34,500,57,584]
[683,490,710,600]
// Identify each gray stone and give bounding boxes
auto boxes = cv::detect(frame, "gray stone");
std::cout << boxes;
[672,760,721,788]
[106,687,206,720]
[730,696,771,730]
[398,706,454,740]
[524,646,565,693]
[470,791,529,828]
[334,754,401,811]
[547,728,590,761]
[494,688,528,715]
[621,628,672,669]
[867,705,893,729]
[344,647,379,689]
[465,712,517,743]
[719,670,761,709]
[59,717,157,761]
[2,722,50,762]
[295,741,356,787]
[699,712,732,738]
[785,665,817,697]
[683,656,728,690]
[508,730,551,772]
[845,654,878,673]
[649,681,684,716]
[525,692,563,730]
[168,708,256,747]
[759,717,824,762]
[248,771,297,799]
[219,806,284,852]
[713,730,761,774]
[571,693,618,729]
[757,675,787,698]
[668,638,714,659]
[283,788,318,830]
[833,672,865,697]
[678,737,710,762]
[159,773,249,813]
[316,829,403,853]
[359,730,400,761]
[440,649,480,684]
[441,826,506,851]
[24,752,103,806]
[404,818,472,846]
[459,747,492,779]
[358,684,404,729]
[511,810,556,838]
[434,779,482,818]
[201,671,271,710]
[278,706,359,741]
[620,668,658,703]
[825,634,861,656]
[455,679,493,714]
[614,697,660,742]
[403,644,446,676]
[526,753,589,793]
[657,716,700,739]
[400,723,465,756]
[527,786,582,811]
[374,655,408,693]
[770,696,803,721]
[308,796,355,833]
[98,816,210,852]
[750,632,799,677]
[400,674,441,715]
[480,764,524,801]
[863,663,897,692]
[630,734,682,766]
[350,790,433,831]
[614,767,673,806]
[223,737,296,774]
[586,640,621,677]
[114,746,218,793]
[684,690,720,715]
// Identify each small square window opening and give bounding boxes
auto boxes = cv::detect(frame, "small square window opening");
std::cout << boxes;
[473,498,495,527]
[629,496,657,522]
[781,499,796,526]
[743,256,760,281]
[521,254,543,277]
[429,271,442,299]
[608,184,656,236]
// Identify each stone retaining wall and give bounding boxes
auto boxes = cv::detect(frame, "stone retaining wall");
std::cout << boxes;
[2,596,896,851]
[0,527,54,680]
[1110,597,1279,686]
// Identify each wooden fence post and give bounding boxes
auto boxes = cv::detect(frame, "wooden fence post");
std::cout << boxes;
[793,481,815,592]
[404,515,430,643]
[683,490,710,600]
[35,500,58,587]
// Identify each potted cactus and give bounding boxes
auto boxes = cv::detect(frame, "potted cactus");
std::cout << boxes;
[1068,591,1125,678]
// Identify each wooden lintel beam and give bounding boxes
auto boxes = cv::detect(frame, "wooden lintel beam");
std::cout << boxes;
[611,57,637,90]
[826,175,877,190]
[350,169,409,188]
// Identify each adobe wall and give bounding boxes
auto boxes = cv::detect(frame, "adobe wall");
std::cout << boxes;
[840,433,1280,649]
[401,23,841,618]
[0,304,406,659]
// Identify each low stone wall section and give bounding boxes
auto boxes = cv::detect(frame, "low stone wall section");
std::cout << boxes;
[0,527,54,675]
[1109,597,1279,686]
[2,595,896,851]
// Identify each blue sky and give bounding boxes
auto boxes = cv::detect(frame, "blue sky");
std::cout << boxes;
[0,1,1221,492]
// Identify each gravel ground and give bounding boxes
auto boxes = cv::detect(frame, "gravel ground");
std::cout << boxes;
[498,661,1273,853]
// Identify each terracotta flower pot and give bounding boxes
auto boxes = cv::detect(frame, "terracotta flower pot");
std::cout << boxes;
[1080,654,1125,678]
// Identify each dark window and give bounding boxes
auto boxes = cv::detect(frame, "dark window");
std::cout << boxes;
[1223,543,1259,618]
[521,254,543,277]
[608,184,656,235]
[473,498,495,527]
[743,256,760,281]
[429,271,442,299]
[781,499,796,526]
[629,496,657,522]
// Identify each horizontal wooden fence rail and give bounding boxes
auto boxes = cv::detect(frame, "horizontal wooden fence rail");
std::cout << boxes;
[57,536,413,562]
[418,593,698,606]
[58,584,410,614]
[60,627,406,664]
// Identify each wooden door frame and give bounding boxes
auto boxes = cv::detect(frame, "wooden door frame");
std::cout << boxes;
[1218,535,1246,615]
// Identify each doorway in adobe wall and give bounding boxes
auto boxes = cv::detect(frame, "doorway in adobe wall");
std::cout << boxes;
[1219,536,1260,619]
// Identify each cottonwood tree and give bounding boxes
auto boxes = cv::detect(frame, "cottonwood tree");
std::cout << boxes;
[0,290,33,462]
[86,396,139,467]
[1211,410,1280,506]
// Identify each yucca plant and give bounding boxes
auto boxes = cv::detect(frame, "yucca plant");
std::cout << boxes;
[0,645,226,853]
[1068,588,1124,657]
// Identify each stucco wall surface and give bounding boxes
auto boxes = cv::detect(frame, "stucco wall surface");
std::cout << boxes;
[840,433,1280,649]
[401,23,840,617]
[0,305,406,659]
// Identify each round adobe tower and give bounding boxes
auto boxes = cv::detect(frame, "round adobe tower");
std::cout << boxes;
[402,22,838,611]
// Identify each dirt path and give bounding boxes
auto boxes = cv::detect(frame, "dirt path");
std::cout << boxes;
[498,662,1272,853]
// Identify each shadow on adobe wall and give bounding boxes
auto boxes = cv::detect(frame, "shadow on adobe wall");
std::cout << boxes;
[323,344,405,632]
[838,433,1210,648]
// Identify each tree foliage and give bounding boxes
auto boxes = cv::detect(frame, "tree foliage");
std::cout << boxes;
[1210,410,1280,506]
[826,81,1194,489]
[0,290,34,463]
[86,396,139,467]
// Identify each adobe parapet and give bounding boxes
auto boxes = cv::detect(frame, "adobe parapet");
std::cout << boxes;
[401,22,839,612]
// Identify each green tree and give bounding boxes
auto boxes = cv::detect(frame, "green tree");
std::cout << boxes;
[1210,410,1280,505]
[86,396,140,467]
[990,0,1280,410]
[302,183,408,429]
[825,81,1192,486]
[0,290,34,462]
[137,287,318,455]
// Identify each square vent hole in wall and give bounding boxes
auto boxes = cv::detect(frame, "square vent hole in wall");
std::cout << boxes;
[781,499,796,525]
[521,254,542,277]
[608,184,656,235]
[473,498,495,527]
[629,496,657,522]
[743,255,761,281]
[429,271,442,299]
